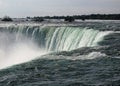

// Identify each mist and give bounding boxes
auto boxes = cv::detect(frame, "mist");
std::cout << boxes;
[0,32,46,69]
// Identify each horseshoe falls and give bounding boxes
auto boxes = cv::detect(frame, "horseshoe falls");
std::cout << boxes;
[0,21,120,86]
[0,25,111,69]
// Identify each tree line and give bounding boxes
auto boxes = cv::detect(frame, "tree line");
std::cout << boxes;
[27,14,120,22]
[1,14,120,22]
[42,14,120,20]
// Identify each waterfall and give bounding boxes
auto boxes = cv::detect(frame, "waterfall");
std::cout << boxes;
[0,25,113,69]
[0,25,112,51]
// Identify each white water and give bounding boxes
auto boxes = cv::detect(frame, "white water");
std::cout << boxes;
[46,27,113,51]
[0,32,46,69]
[40,52,107,60]
[0,25,113,69]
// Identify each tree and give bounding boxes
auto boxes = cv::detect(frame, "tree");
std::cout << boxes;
[64,16,75,22]
[32,17,44,22]
[1,16,13,21]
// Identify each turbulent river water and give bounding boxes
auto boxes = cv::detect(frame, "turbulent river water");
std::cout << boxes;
[0,21,120,86]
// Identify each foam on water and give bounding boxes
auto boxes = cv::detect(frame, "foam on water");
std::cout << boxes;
[40,52,107,60]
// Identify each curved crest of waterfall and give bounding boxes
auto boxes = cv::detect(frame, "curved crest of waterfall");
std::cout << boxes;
[0,25,112,51]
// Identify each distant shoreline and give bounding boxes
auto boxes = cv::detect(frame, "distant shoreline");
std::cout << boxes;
[0,14,120,22]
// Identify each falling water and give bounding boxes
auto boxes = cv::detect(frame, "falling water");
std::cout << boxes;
[0,25,113,69]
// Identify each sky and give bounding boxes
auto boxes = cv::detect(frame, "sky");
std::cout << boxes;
[0,0,120,17]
